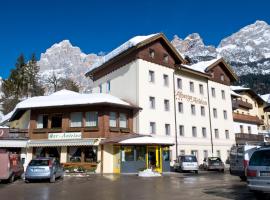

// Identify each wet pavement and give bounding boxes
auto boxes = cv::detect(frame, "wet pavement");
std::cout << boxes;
[0,171,267,200]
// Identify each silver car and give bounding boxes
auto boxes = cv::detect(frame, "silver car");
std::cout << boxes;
[247,148,270,195]
[25,158,64,183]
[174,155,199,174]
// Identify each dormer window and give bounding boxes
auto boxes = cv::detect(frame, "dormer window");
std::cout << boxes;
[149,49,155,58]
[163,54,169,63]
[221,74,225,81]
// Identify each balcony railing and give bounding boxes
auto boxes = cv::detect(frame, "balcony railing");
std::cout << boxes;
[235,133,264,144]
[233,113,264,125]
[232,99,253,110]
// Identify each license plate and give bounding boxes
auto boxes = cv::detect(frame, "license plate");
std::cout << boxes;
[260,171,270,176]
[214,163,219,166]
[33,168,44,172]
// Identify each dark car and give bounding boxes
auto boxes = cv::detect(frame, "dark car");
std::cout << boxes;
[0,151,24,183]
[203,157,225,172]
[25,157,64,183]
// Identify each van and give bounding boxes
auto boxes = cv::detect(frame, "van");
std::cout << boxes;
[229,144,259,181]
[0,151,24,183]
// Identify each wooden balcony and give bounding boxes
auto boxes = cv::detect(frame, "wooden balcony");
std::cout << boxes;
[235,133,264,145]
[233,113,264,125]
[232,99,253,110]
[5,128,29,139]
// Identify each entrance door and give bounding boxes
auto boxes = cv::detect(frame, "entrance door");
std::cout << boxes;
[113,146,121,173]
[147,146,162,173]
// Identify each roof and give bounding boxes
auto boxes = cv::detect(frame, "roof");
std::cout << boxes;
[0,140,27,148]
[86,33,186,77]
[261,94,270,103]
[182,57,238,82]
[231,86,265,104]
[4,89,138,123]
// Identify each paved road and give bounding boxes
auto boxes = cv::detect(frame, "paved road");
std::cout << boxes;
[0,171,267,200]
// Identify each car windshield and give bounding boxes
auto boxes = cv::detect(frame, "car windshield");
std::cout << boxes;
[181,156,197,162]
[209,157,221,162]
[249,150,270,166]
[29,159,50,166]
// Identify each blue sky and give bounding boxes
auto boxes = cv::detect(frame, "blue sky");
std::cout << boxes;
[0,0,269,79]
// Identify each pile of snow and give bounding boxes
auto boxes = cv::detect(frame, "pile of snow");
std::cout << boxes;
[183,58,220,73]
[89,33,158,73]
[138,169,161,177]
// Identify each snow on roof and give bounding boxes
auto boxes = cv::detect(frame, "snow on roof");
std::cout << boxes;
[88,33,159,73]
[260,94,270,103]
[15,90,131,110]
[182,58,220,73]
[230,86,250,91]
[119,135,174,145]
[0,111,14,125]
[230,90,242,97]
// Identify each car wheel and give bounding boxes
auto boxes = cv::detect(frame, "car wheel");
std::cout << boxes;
[253,191,264,198]
[195,170,199,174]
[221,169,225,173]
[24,179,30,183]
[50,174,56,183]
[240,176,247,181]
[9,174,15,183]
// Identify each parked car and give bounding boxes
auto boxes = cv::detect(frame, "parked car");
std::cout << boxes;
[174,155,199,174]
[247,147,270,195]
[229,144,259,181]
[202,157,225,172]
[25,157,64,183]
[0,151,24,183]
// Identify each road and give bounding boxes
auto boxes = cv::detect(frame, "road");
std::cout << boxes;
[0,171,267,200]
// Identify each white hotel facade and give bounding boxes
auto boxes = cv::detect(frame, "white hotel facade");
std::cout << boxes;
[86,33,237,164]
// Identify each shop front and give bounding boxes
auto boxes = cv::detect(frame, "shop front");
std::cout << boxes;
[104,135,174,174]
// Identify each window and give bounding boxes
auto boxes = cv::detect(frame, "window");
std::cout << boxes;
[99,84,102,93]
[149,70,155,83]
[119,113,127,128]
[163,54,169,63]
[248,126,251,134]
[214,129,219,139]
[37,114,48,129]
[202,127,207,138]
[225,130,229,139]
[51,114,62,128]
[269,115,270,119]
[180,150,185,155]
[136,146,146,161]
[178,102,183,113]
[191,104,196,115]
[213,108,217,118]
[190,81,194,92]
[179,125,184,136]
[262,126,266,130]
[261,115,265,120]
[122,146,135,162]
[149,49,155,58]
[211,87,216,97]
[106,80,111,93]
[221,74,225,81]
[165,124,170,136]
[150,122,156,134]
[203,150,208,159]
[223,110,227,120]
[199,84,204,95]
[221,90,225,99]
[192,126,197,137]
[85,112,98,127]
[68,146,98,163]
[201,106,205,116]
[216,150,221,158]
[177,78,182,89]
[109,112,117,127]
[149,96,155,109]
[163,74,169,86]
[240,125,244,133]
[164,99,170,111]
[70,112,82,127]
[191,150,198,158]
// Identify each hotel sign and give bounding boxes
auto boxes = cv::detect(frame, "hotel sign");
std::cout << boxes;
[48,132,82,140]
[175,90,208,106]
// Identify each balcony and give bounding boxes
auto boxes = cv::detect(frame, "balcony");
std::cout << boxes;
[1,128,29,139]
[233,113,264,125]
[235,133,264,145]
[232,99,253,110]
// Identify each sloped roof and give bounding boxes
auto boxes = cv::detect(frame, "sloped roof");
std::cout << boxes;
[183,57,238,82]
[231,86,265,104]
[86,33,186,76]
[261,94,270,103]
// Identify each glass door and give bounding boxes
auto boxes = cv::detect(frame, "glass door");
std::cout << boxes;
[113,146,121,173]
[147,146,162,173]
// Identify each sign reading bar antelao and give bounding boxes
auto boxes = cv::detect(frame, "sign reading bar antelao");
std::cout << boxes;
[48,132,82,140]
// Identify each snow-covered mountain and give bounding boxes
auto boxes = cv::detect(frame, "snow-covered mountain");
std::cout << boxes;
[38,40,101,93]
[172,20,270,76]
